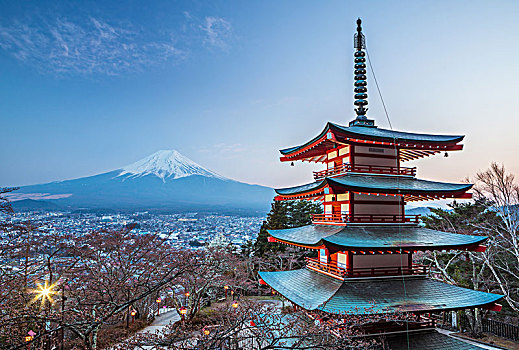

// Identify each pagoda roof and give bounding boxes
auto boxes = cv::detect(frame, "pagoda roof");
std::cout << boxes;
[258,269,502,315]
[387,330,484,350]
[267,224,487,250]
[275,174,472,197]
[280,122,464,161]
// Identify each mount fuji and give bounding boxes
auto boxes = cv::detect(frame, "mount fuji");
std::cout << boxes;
[10,150,274,213]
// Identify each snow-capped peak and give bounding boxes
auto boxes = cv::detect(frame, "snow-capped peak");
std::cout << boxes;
[118,150,225,181]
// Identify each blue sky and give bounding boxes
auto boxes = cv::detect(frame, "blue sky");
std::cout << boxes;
[1,0,519,189]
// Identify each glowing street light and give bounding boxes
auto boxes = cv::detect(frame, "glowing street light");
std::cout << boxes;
[184,291,190,297]
[26,330,36,349]
[203,327,210,335]
[231,301,239,309]
[31,280,57,307]
[224,285,229,299]
[131,310,136,323]
[179,306,187,324]
[156,298,161,316]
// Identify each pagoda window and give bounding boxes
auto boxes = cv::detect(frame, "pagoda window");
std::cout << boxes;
[340,204,349,213]
[325,194,335,202]
[337,193,349,201]
[327,151,337,160]
[337,252,348,269]
[319,248,329,264]
[339,145,350,157]
[324,205,333,214]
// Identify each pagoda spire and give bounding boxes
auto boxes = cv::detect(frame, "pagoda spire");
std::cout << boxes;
[349,18,375,127]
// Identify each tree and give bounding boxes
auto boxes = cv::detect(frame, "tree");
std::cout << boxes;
[117,299,392,349]
[0,221,195,349]
[421,199,500,337]
[420,162,519,335]
[253,200,322,258]
[0,187,17,215]
[168,247,249,322]
[473,162,519,313]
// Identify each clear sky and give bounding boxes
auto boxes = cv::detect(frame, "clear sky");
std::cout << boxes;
[1,0,518,189]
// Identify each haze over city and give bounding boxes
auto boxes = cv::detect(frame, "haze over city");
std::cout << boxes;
[2,0,518,190]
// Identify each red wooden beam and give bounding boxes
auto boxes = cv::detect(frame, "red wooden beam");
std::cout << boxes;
[482,303,502,312]
[468,245,487,252]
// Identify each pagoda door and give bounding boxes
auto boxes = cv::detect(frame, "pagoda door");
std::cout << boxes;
[332,203,341,218]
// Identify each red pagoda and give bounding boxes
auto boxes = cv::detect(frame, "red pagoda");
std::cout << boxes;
[259,19,503,347]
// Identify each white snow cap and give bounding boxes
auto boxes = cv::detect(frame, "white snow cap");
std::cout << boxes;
[118,150,224,181]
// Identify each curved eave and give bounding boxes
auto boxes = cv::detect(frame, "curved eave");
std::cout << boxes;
[275,175,473,198]
[259,269,503,315]
[279,122,465,161]
[267,224,487,251]
[267,225,344,247]
[329,122,465,144]
[327,176,473,196]
[279,123,332,156]
[275,180,326,196]
[320,276,503,314]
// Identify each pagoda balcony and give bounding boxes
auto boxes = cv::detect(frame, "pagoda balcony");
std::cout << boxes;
[313,164,416,180]
[305,257,429,280]
[311,213,421,225]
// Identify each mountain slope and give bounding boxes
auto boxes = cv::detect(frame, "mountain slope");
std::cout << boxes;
[118,150,223,181]
[11,150,274,213]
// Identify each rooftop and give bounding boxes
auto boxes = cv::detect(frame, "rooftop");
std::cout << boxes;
[279,122,465,162]
[275,174,472,199]
[386,330,485,350]
[267,224,487,251]
[259,268,502,315]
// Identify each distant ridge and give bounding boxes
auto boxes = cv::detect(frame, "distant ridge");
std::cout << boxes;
[9,150,274,213]
[11,199,60,210]
[406,207,432,217]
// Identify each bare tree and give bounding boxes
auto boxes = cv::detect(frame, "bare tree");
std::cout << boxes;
[473,162,519,312]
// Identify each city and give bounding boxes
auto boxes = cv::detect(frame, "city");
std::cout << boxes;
[2,210,263,250]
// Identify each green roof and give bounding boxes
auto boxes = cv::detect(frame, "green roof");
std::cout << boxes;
[275,174,472,196]
[333,123,464,144]
[387,330,485,350]
[259,269,502,315]
[280,122,464,156]
[268,224,487,250]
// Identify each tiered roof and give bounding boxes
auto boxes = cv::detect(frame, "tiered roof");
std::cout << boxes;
[267,225,487,251]
[386,330,484,350]
[275,174,472,201]
[259,269,502,315]
[280,122,465,163]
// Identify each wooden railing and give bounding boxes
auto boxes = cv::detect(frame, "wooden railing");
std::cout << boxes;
[311,213,346,224]
[346,214,421,224]
[306,257,347,278]
[311,213,420,224]
[313,164,416,180]
[305,257,429,279]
